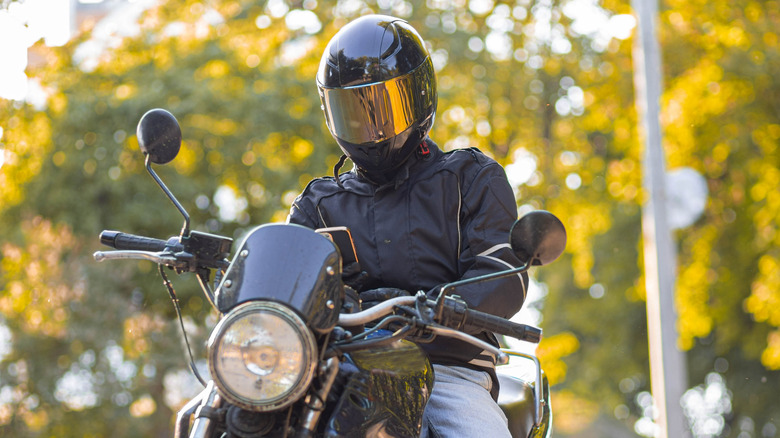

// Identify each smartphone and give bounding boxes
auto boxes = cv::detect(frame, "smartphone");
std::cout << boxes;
[315,226,359,266]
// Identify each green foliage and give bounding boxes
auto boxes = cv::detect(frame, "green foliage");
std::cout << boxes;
[1,0,779,436]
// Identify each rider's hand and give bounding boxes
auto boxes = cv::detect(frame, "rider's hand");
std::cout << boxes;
[359,287,411,309]
[342,262,369,292]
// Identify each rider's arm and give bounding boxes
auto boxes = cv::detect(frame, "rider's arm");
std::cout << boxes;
[431,156,528,320]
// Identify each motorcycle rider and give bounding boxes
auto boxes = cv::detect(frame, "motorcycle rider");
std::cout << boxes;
[287,14,527,437]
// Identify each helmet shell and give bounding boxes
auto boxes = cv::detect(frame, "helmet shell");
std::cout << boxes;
[317,15,437,176]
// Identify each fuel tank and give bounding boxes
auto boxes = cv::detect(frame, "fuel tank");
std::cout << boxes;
[325,339,434,437]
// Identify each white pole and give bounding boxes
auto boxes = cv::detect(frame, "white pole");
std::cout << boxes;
[629,0,689,437]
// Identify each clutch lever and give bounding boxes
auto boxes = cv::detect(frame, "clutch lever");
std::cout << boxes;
[93,249,193,271]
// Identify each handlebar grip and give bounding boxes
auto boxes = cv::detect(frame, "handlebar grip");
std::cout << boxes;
[100,230,168,252]
[463,308,542,343]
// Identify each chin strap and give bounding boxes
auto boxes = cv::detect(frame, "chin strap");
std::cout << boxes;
[333,154,348,188]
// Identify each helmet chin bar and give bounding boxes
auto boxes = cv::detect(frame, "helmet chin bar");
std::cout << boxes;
[348,130,410,172]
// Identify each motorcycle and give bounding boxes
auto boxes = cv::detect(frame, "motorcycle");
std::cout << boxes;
[94,109,565,438]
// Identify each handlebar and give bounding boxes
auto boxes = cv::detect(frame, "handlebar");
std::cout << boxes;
[337,294,542,345]
[96,230,231,273]
[442,298,542,343]
[100,230,180,252]
[338,296,417,326]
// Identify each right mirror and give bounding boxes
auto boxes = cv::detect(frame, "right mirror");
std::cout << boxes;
[510,210,567,266]
[136,108,182,165]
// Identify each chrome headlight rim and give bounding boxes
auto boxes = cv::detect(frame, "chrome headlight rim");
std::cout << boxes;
[208,300,318,412]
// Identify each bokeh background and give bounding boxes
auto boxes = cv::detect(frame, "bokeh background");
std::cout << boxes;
[0,0,778,436]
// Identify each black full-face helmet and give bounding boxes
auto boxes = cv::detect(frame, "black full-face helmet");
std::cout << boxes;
[317,15,437,178]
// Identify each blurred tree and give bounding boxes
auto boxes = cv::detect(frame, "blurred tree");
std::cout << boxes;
[0,0,778,437]
[1,1,333,435]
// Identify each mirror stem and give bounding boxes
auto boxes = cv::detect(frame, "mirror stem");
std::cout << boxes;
[145,156,191,238]
[433,261,533,320]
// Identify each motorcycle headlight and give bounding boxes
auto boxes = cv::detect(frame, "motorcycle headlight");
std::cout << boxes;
[208,301,317,411]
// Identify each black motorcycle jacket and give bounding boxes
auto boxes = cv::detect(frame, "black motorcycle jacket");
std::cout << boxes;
[287,138,527,395]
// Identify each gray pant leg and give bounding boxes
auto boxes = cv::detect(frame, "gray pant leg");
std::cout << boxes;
[420,364,511,438]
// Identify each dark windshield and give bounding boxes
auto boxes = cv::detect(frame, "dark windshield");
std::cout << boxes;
[215,223,342,334]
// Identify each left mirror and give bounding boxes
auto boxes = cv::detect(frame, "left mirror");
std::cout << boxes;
[137,108,181,165]
[510,210,566,266]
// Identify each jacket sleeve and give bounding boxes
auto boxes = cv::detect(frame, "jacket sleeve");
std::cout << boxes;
[286,189,319,228]
[437,159,528,320]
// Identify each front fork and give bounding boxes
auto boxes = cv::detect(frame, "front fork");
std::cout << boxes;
[175,381,222,438]
[175,358,340,438]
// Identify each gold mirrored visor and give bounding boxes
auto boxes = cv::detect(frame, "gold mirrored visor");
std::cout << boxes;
[318,59,436,145]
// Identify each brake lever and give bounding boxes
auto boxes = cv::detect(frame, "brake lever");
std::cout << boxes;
[425,324,509,364]
[93,249,192,270]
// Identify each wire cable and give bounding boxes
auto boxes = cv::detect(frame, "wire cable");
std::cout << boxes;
[159,265,207,387]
